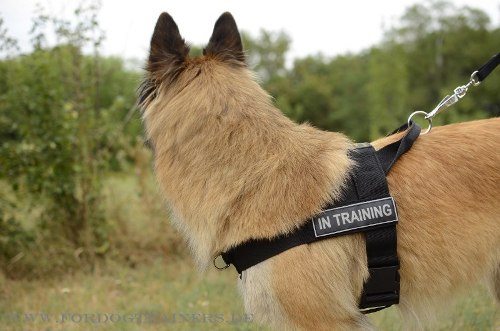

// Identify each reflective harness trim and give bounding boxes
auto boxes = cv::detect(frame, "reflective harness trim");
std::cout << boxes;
[220,122,421,313]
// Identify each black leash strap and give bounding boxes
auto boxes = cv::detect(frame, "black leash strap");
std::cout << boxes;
[220,122,421,313]
[408,52,499,134]
[475,52,500,83]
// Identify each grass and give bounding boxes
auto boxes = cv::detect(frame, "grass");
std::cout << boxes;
[369,287,499,330]
[1,165,498,330]
[0,259,498,331]
[0,259,270,331]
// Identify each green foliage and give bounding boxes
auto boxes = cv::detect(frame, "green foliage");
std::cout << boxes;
[0,2,142,278]
[0,197,35,268]
[387,1,498,125]
[0,17,19,56]
[242,30,291,82]
[243,0,499,141]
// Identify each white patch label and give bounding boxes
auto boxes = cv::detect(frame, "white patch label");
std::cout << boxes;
[312,197,398,237]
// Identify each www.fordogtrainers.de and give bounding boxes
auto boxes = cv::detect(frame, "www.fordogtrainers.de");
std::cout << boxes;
[1,311,255,324]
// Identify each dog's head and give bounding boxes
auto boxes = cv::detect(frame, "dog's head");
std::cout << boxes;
[138,12,246,111]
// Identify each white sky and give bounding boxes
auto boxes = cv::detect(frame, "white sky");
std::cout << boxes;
[2,0,500,61]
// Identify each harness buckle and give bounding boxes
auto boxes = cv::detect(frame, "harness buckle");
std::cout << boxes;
[359,265,400,310]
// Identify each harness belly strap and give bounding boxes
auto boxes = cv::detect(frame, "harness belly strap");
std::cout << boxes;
[220,122,421,313]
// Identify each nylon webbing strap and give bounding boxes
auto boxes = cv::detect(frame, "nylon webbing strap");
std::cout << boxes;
[475,52,500,82]
[376,121,421,175]
[358,122,420,313]
[347,145,400,312]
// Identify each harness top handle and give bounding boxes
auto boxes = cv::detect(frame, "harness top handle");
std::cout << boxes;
[377,121,421,175]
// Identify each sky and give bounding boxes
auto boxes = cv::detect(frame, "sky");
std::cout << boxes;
[2,0,500,61]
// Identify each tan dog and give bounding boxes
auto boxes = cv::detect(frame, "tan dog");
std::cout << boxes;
[139,12,500,331]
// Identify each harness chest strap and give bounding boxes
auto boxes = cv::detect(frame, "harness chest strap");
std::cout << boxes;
[220,122,421,313]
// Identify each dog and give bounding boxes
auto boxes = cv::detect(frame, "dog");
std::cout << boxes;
[139,12,500,331]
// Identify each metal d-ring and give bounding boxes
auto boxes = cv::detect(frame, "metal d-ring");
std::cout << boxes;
[408,110,432,135]
[213,255,230,270]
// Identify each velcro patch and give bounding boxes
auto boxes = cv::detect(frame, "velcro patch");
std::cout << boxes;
[312,197,398,238]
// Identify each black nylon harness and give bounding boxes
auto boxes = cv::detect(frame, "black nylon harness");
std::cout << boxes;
[219,122,421,313]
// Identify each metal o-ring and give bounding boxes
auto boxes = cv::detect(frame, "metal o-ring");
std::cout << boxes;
[408,111,432,135]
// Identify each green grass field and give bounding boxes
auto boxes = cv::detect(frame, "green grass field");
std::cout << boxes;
[0,259,498,331]
[1,171,498,330]
[0,259,268,331]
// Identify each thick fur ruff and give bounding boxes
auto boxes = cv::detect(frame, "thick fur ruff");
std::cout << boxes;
[140,12,500,330]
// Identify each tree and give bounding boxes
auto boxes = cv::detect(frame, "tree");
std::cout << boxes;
[242,30,291,83]
[382,0,499,126]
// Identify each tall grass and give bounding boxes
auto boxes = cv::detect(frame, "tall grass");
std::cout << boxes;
[0,146,185,279]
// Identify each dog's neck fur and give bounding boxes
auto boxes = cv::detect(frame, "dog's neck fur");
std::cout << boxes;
[143,62,353,268]
[141,12,353,268]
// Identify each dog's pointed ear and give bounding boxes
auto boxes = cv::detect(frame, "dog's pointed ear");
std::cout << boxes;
[147,12,189,77]
[204,12,245,63]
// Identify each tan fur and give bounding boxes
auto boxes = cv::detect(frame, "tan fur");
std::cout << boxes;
[144,61,352,268]
[141,12,500,330]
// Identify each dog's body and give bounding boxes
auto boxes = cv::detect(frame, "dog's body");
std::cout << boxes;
[140,12,500,331]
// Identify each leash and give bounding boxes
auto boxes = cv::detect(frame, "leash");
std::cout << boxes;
[409,52,500,134]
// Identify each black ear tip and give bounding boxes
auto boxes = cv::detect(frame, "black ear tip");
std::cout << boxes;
[156,12,176,28]
[204,11,244,63]
[159,12,172,20]
[220,12,234,19]
[215,12,237,26]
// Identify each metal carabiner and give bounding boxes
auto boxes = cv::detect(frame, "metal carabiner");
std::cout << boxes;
[407,68,484,135]
[424,94,459,121]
